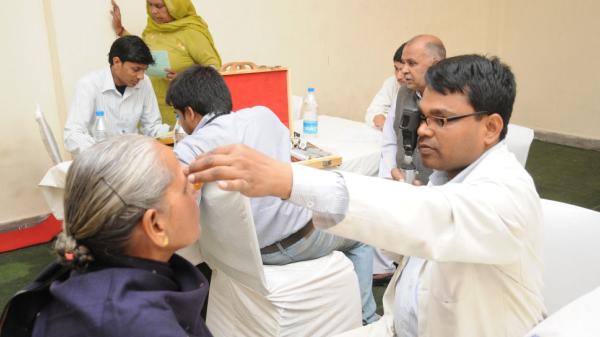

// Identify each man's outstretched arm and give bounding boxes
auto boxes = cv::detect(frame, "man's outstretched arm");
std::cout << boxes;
[185,144,293,199]
[185,144,349,227]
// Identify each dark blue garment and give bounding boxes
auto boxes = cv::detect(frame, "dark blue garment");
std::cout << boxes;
[32,254,212,337]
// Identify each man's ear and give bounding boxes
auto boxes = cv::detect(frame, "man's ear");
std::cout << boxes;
[183,106,197,120]
[183,106,203,129]
[112,56,122,66]
[483,113,504,146]
[140,208,168,248]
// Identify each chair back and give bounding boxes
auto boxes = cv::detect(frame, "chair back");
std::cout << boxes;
[523,286,600,336]
[505,123,534,167]
[199,183,269,295]
[34,105,63,165]
[199,186,363,336]
[541,199,600,313]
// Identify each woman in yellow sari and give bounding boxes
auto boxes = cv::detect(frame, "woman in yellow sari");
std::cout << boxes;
[112,0,222,126]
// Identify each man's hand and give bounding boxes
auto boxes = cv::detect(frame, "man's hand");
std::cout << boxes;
[390,168,423,185]
[111,0,125,36]
[373,114,386,129]
[185,144,293,199]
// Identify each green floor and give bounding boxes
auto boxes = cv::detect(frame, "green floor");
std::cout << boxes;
[1,140,599,313]
[526,140,600,211]
[0,242,54,310]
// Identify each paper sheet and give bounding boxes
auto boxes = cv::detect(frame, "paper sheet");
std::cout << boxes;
[147,50,170,78]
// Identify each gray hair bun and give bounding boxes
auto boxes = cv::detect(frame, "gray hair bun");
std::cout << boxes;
[54,231,94,270]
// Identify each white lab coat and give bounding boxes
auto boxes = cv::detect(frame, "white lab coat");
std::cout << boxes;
[328,143,546,337]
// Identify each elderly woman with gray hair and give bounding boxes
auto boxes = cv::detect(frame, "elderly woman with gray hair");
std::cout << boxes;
[26,135,212,337]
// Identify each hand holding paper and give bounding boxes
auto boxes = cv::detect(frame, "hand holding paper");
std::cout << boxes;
[165,69,178,81]
[147,50,171,78]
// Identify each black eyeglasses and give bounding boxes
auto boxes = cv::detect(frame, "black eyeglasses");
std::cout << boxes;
[419,111,490,128]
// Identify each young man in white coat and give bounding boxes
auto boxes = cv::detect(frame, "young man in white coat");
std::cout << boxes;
[185,54,546,337]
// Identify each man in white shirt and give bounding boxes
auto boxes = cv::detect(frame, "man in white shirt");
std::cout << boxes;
[364,43,407,129]
[64,35,166,155]
[186,55,546,337]
[167,65,378,324]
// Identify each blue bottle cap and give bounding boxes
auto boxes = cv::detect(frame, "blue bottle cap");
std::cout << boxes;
[307,87,315,93]
[95,111,105,117]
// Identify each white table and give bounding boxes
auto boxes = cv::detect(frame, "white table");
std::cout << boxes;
[294,115,382,176]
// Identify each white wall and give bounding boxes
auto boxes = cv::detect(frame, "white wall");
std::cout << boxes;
[48,0,600,137]
[49,0,118,124]
[40,0,508,125]
[1,0,598,225]
[0,0,62,223]
[497,0,600,139]
[198,0,499,121]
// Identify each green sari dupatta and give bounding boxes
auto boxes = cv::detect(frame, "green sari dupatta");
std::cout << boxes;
[142,0,221,64]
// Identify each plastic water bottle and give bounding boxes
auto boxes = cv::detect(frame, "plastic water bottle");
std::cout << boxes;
[92,111,108,143]
[302,87,318,138]
[173,114,187,144]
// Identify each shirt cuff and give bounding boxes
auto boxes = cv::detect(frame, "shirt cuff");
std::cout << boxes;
[289,164,349,228]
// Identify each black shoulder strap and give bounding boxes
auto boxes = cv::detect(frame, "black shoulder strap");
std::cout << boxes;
[0,262,70,337]
[204,111,228,125]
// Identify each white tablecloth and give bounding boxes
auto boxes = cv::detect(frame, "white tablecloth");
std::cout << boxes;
[295,115,382,176]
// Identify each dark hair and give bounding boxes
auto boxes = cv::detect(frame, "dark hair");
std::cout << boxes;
[393,42,407,62]
[425,54,516,140]
[108,35,154,66]
[166,65,232,116]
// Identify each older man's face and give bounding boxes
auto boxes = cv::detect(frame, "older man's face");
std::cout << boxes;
[400,44,437,93]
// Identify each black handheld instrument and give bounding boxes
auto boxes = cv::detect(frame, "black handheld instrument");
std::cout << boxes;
[398,107,420,184]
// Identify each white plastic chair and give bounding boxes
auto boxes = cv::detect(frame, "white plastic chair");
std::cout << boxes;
[541,199,600,314]
[523,286,600,337]
[34,105,63,165]
[188,183,362,337]
[505,123,534,167]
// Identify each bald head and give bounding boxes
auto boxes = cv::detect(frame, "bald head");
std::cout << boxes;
[407,35,446,60]
[401,35,446,93]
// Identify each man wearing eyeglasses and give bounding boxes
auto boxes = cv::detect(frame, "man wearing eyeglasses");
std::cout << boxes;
[380,34,445,183]
[186,54,546,337]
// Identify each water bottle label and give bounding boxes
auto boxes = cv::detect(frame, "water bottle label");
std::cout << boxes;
[303,120,318,135]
